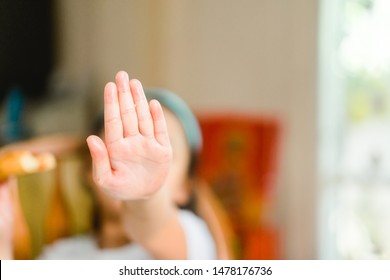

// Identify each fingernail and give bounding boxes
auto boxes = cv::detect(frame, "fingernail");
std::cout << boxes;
[117,70,128,79]
[136,80,145,97]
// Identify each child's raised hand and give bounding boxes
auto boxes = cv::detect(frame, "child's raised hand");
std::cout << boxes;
[86,71,172,200]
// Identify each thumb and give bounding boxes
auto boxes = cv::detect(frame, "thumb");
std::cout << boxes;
[86,135,112,187]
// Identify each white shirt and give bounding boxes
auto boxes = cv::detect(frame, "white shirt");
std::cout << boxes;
[39,210,216,260]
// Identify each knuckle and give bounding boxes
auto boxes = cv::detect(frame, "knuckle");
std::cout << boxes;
[106,116,121,124]
[93,172,109,187]
[161,147,173,162]
[137,111,149,122]
[122,106,136,116]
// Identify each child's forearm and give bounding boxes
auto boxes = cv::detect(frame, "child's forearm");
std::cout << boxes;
[121,186,187,259]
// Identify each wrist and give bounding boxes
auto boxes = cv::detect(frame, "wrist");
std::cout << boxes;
[121,184,176,228]
[123,184,169,207]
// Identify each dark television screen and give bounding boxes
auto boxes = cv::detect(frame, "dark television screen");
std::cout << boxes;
[0,0,54,102]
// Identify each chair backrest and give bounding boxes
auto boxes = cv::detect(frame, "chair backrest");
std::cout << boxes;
[194,180,237,260]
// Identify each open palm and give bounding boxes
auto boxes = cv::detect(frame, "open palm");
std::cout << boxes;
[86,71,172,200]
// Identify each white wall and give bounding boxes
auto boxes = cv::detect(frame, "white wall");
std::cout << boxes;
[54,0,318,259]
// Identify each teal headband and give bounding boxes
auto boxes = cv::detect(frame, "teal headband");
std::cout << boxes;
[145,88,202,154]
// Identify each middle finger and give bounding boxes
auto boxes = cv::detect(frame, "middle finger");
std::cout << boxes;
[115,71,138,137]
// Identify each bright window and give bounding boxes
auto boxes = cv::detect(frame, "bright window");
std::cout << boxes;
[319,0,390,259]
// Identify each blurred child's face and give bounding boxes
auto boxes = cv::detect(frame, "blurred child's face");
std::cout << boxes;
[92,107,191,218]
[163,107,191,206]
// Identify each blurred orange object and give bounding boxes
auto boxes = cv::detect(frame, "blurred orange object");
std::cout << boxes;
[196,112,282,259]
[0,150,56,181]
[242,225,281,260]
[44,169,71,244]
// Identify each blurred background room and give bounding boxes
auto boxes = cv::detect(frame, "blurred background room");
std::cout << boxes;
[1,0,390,260]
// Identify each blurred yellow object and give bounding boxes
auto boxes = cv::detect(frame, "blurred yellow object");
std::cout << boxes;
[348,91,371,122]
[1,134,94,259]
[10,180,32,260]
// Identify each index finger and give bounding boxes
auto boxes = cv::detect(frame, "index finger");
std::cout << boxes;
[104,82,123,144]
